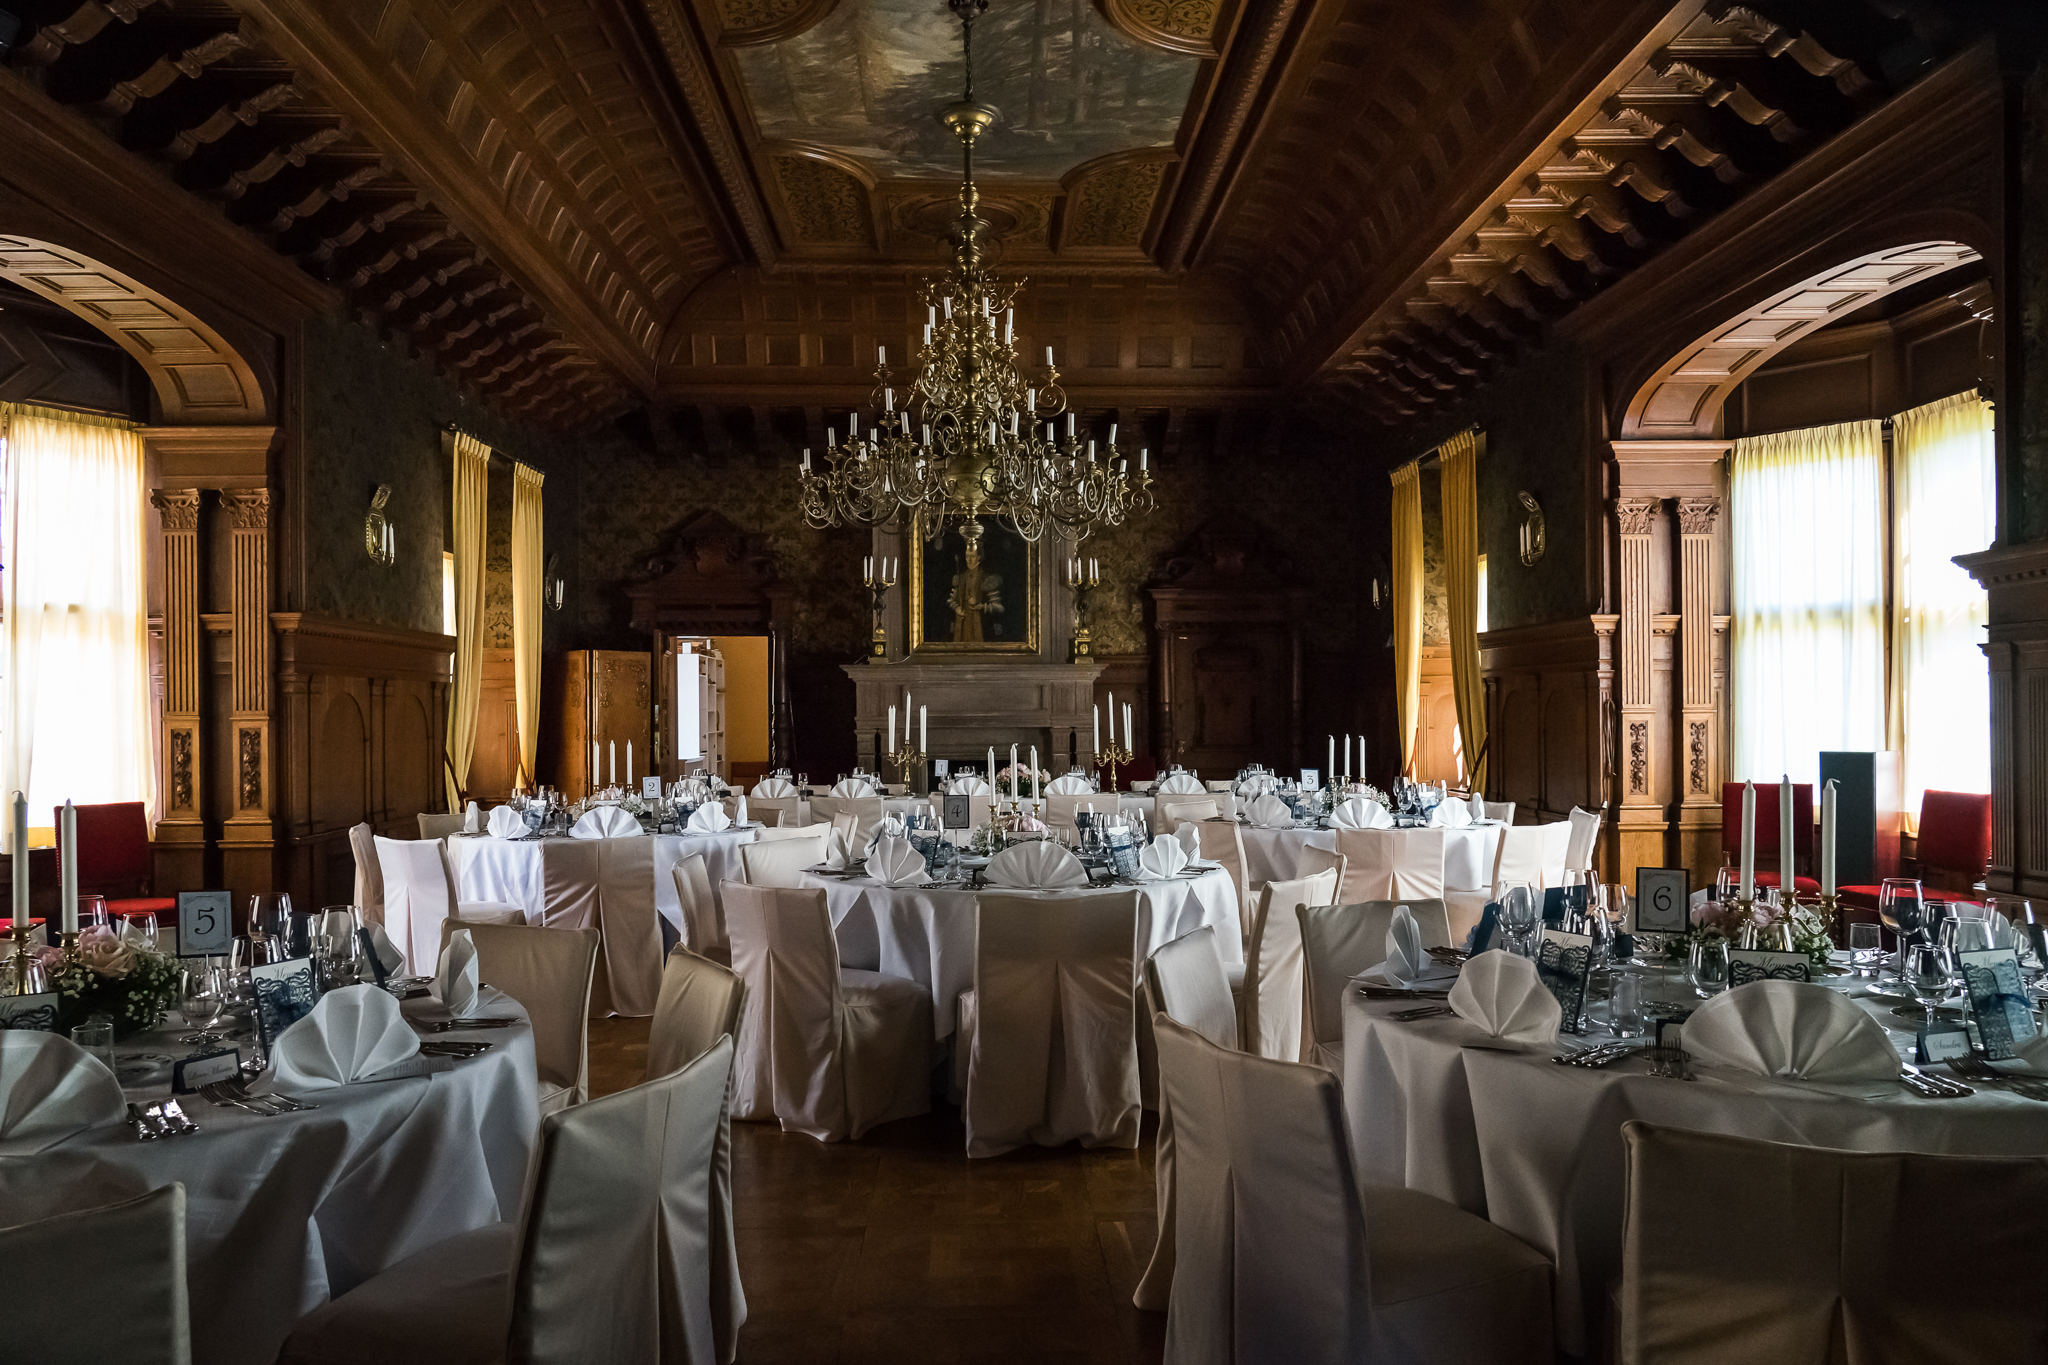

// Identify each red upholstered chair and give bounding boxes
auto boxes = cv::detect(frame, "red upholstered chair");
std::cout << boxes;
[1719,782,1819,894]
[1102,755,1157,791]
[55,802,178,927]
[1838,790,1993,912]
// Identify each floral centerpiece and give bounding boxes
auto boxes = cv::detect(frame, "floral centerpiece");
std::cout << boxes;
[35,927,182,1037]
[993,764,1050,799]
[1658,894,1837,971]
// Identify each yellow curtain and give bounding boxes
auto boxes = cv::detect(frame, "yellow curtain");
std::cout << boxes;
[1891,390,1994,822]
[445,432,490,810]
[1,403,155,833]
[1440,429,1486,789]
[1390,461,1424,776]
[510,462,545,791]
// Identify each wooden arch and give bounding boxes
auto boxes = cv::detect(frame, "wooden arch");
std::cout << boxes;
[0,235,268,423]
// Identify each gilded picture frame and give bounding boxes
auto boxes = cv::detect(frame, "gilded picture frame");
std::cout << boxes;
[908,514,1040,654]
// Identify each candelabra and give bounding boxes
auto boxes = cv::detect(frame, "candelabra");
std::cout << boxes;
[1097,739,1133,794]
[1064,556,1100,661]
[886,741,927,788]
[3,922,40,996]
[863,555,898,658]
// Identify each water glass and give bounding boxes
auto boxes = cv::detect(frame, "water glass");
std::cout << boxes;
[1501,884,1540,957]
[1849,922,1883,976]
[178,966,225,1045]
[1689,939,1730,998]
[1907,943,1954,1020]
[71,1019,115,1074]
[248,892,295,962]
[1608,971,1645,1038]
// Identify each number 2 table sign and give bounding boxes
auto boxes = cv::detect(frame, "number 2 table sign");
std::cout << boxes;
[176,890,233,958]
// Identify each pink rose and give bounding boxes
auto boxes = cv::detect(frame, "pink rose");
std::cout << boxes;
[74,930,134,978]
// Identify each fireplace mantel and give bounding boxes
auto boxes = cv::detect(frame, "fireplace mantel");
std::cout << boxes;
[843,658,1105,792]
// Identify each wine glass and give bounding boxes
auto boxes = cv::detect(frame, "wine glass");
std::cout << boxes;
[248,892,294,963]
[1689,939,1730,998]
[1501,883,1539,957]
[178,965,225,1045]
[1877,877,1924,984]
[120,909,160,952]
[1907,943,1954,1025]
[77,893,111,935]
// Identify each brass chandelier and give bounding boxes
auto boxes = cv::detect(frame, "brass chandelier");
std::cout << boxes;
[795,0,1155,545]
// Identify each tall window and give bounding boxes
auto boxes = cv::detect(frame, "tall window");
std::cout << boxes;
[1,404,155,826]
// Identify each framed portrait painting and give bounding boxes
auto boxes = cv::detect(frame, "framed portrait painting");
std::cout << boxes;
[909,515,1039,653]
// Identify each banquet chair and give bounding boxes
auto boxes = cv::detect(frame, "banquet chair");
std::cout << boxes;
[724,884,931,1142]
[1155,1015,1553,1365]
[809,795,885,841]
[1045,792,1117,836]
[1839,788,1994,912]
[1151,794,1220,835]
[1719,782,1818,894]
[1293,843,1348,888]
[1491,823,1547,897]
[1483,799,1516,825]
[1,1183,190,1365]
[540,837,663,1017]
[281,1037,740,1365]
[438,920,599,1114]
[416,811,467,840]
[372,836,525,972]
[57,801,178,928]
[1335,827,1446,904]
[348,821,383,924]
[1239,869,1342,1062]
[958,890,1141,1158]
[757,821,831,844]
[647,946,746,1081]
[670,852,729,964]
[1537,817,1574,889]
[1189,819,1254,934]
[748,795,799,829]
[1297,899,1452,1072]
[1618,1121,2048,1365]
[1561,804,1604,884]
[739,835,827,888]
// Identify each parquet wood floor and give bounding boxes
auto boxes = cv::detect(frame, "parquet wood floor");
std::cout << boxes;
[587,1017,1168,1365]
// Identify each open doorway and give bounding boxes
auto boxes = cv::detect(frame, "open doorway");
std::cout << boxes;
[713,636,772,791]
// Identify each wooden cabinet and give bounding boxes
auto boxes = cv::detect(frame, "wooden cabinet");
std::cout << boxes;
[545,650,650,798]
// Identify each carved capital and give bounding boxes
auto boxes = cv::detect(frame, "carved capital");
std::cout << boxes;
[221,487,270,530]
[151,487,202,532]
[1677,496,1721,536]
[1615,496,1660,537]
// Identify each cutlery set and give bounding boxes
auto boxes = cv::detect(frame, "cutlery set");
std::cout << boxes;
[198,1080,318,1116]
[1551,1041,1644,1069]
[419,1040,493,1058]
[420,1017,520,1033]
[127,1100,199,1140]
[1897,1062,1973,1098]
[1942,1056,2048,1100]
[1389,1004,1455,1022]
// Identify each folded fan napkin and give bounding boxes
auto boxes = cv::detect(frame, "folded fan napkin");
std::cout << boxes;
[365,922,406,977]
[570,805,643,839]
[487,805,526,839]
[464,800,481,833]
[867,836,928,888]
[821,828,857,872]
[1236,773,1278,797]
[751,777,798,798]
[830,778,878,798]
[1448,950,1562,1045]
[1156,772,1206,795]
[434,928,483,1019]
[0,1032,125,1156]
[686,802,732,834]
[1430,799,1473,829]
[947,776,992,796]
[1682,981,1899,1083]
[985,840,1088,889]
[863,815,909,856]
[1046,774,1093,795]
[1246,793,1294,829]
[1138,834,1191,881]
[1469,792,1489,823]
[1173,822,1203,860]
[266,984,423,1092]
[1378,905,1459,988]
[1330,797,1395,831]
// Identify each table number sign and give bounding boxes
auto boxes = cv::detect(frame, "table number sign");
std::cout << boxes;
[641,776,663,800]
[1959,947,2037,1060]
[942,794,971,830]
[175,891,233,958]
[0,992,59,1032]
[1728,949,1810,987]
[1634,868,1690,935]
[1300,768,1320,790]
[1535,929,1594,1033]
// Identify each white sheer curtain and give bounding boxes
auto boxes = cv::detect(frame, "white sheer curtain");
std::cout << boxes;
[1730,418,1885,785]
[1892,391,1994,819]
[1,404,155,830]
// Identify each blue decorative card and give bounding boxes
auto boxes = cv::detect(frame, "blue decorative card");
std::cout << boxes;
[1959,948,2036,1061]
[1108,829,1141,879]
[1535,929,1594,1033]
[251,957,319,1048]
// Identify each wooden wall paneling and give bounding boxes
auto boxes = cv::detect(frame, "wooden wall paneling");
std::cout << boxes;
[1479,617,1610,867]
[1675,496,1725,879]
[219,487,274,893]
[149,488,205,890]
[468,647,521,801]
[1413,645,1460,786]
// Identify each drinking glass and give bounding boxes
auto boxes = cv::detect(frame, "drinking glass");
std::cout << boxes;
[1947,916,1995,955]
[1689,939,1730,998]
[1501,884,1539,957]
[1849,922,1883,976]
[77,893,111,935]
[248,892,294,963]
[71,1019,115,1074]
[1907,943,1954,1023]
[1609,971,1645,1038]
[1877,877,1924,982]
[1714,865,1733,903]
[120,909,160,952]
[178,965,225,1045]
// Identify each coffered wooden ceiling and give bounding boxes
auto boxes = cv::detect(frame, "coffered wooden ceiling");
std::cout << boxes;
[0,0,1961,428]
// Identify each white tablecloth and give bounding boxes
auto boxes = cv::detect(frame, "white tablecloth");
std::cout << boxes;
[801,866,1243,1039]
[447,829,758,936]
[1339,971,2048,1356]
[4,989,538,1365]
[1239,821,1503,889]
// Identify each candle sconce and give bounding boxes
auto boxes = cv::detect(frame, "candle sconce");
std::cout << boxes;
[863,555,898,658]
[543,553,566,612]
[1064,556,1100,661]
[364,486,396,566]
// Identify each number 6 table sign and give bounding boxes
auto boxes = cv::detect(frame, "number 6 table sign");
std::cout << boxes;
[176,890,233,957]
[1634,867,1690,935]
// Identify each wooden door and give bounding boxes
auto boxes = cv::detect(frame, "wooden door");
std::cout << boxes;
[1166,626,1290,776]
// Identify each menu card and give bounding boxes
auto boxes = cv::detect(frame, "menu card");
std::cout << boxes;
[1959,947,2037,1061]
[0,992,58,1032]
[1728,949,1811,988]
[1107,829,1141,879]
[1535,929,1594,1034]
[252,957,319,1049]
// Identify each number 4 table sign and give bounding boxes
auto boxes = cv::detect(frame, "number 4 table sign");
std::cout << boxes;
[176,891,233,958]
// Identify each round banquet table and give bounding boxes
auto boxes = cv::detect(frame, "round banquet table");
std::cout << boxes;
[4,988,538,1365]
[800,865,1243,1040]
[448,827,758,936]
[1338,966,2048,1358]
[1238,820,1504,888]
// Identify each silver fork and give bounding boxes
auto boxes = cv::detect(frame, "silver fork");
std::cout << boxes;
[225,1078,315,1112]
[1899,1062,1973,1098]
[199,1082,278,1115]
[1948,1057,2048,1100]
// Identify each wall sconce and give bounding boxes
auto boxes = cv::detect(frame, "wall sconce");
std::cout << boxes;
[364,485,395,566]
[1517,491,1546,566]
[1368,575,1388,610]
[544,553,565,611]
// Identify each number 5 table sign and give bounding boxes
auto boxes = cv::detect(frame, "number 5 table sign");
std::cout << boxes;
[176,891,233,958]
[1634,867,1690,935]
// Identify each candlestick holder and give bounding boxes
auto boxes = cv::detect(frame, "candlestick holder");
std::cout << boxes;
[1098,740,1133,793]
[863,560,899,658]
[3,922,41,996]
[1064,560,1100,661]
[886,743,926,788]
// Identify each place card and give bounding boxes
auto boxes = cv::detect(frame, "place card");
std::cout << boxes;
[175,890,233,958]
[1917,1022,1972,1064]
[1728,949,1810,987]
[942,794,971,830]
[172,1048,241,1093]
[1535,929,1594,1034]
[1634,867,1690,935]
[1958,947,2037,1061]
[0,992,59,1032]
[251,957,319,1049]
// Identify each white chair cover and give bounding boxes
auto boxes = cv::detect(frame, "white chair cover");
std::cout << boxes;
[540,836,663,1017]
[0,1031,125,1156]
[1157,772,1206,795]
[3,1184,190,1365]
[1152,795,1220,835]
[1155,1015,1553,1365]
[724,884,932,1142]
[808,795,885,842]
[374,835,458,973]
[439,920,599,1113]
[1045,773,1094,795]
[1298,899,1451,1070]
[828,778,878,798]
[1190,821,1253,929]
[748,795,800,829]
[751,777,798,798]
[670,853,728,964]
[647,948,746,1082]
[739,836,826,888]
[1491,823,1546,897]
[348,821,383,925]
[984,840,1088,889]
[1562,805,1603,881]
[1483,799,1516,825]
[962,891,1140,1158]
[756,821,830,844]
[416,812,465,840]
[570,805,643,839]
[946,775,993,795]
[1447,950,1561,1045]
[1239,870,1341,1062]
[1538,818,1574,887]
[1682,980,1900,1082]
[1045,792,1117,833]
[1330,797,1395,831]
[1335,828,1446,904]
